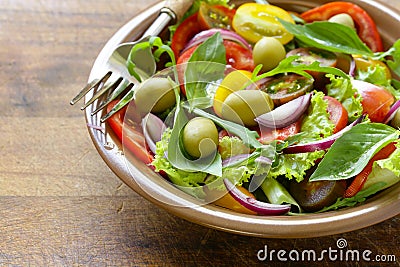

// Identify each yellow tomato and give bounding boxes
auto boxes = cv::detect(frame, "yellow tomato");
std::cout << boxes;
[354,56,392,79]
[232,3,295,44]
[213,70,253,117]
[204,186,257,215]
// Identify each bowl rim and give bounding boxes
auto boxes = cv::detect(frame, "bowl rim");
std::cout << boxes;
[85,0,400,238]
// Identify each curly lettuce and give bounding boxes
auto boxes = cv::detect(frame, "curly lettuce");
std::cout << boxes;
[326,75,363,121]
[268,92,334,182]
[363,143,400,191]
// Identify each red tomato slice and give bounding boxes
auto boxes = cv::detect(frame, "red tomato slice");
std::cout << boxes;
[171,13,202,58]
[351,80,395,123]
[176,40,254,95]
[300,2,384,52]
[198,2,236,30]
[223,40,254,71]
[344,142,396,198]
[258,120,302,144]
[106,101,153,165]
[324,96,348,134]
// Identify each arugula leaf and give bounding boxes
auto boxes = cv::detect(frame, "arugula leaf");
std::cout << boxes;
[254,55,349,82]
[126,36,176,82]
[309,123,400,181]
[280,20,373,56]
[316,182,386,213]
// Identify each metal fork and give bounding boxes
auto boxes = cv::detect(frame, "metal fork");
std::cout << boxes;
[70,0,193,122]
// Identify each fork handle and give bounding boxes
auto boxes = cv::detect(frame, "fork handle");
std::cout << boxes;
[164,0,194,21]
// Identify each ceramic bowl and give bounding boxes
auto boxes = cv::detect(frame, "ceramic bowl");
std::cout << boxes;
[85,0,400,238]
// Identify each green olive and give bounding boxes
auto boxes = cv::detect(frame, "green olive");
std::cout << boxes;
[390,108,400,128]
[182,117,219,158]
[328,13,355,29]
[221,90,274,127]
[252,37,286,73]
[134,77,176,114]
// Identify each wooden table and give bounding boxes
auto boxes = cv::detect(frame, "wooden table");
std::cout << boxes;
[1,0,399,266]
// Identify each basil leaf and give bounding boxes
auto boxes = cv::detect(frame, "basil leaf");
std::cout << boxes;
[310,123,400,181]
[185,32,226,110]
[167,103,222,177]
[280,20,373,56]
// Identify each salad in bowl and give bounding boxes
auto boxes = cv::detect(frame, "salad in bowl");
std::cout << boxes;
[91,0,400,236]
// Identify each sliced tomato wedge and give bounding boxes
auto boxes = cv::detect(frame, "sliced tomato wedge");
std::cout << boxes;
[344,142,396,198]
[198,2,236,30]
[300,2,384,52]
[324,96,348,134]
[106,101,153,165]
[351,80,395,123]
[258,120,302,144]
[171,13,202,58]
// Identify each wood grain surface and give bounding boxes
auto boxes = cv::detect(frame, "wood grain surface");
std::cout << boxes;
[1,0,399,266]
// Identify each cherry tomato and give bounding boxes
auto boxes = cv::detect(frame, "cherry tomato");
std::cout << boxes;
[171,13,202,58]
[198,2,236,30]
[286,47,338,90]
[177,40,254,95]
[354,56,392,79]
[300,2,384,52]
[324,96,348,134]
[106,101,153,165]
[232,3,295,44]
[213,70,253,117]
[344,142,396,198]
[256,74,314,106]
[351,80,395,123]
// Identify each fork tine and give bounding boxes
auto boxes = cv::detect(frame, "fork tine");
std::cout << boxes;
[80,76,123,110]
[100,84,135,123]
[70,72,112,105]
[90,78,132,115]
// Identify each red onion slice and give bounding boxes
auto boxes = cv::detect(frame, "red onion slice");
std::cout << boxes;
[183,29,253,53]
[255,93,311,129]
[383,99,400,124]
[284,115,365,154]
[142,113,166,155]
[223,179,291,216]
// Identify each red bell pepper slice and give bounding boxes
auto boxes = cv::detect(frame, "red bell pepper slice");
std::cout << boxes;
[300,2,384,52]
[344,142,396,198]
[106,100,154,165]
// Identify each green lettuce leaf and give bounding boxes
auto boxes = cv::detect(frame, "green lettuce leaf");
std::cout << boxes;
[357,65,400,100]
[326,75,363,121]
[268,92,333,182]
[218,136,251,160]
[363,144,400,191]
[152,129,208,198]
